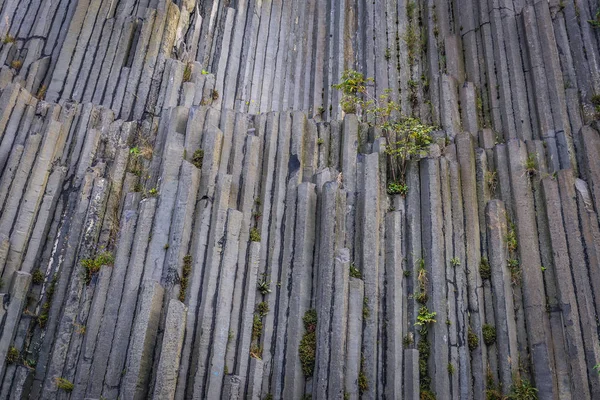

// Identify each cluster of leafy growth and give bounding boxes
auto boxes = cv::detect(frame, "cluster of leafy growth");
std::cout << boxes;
[192,149,204,169]
[32,269,44,285]
[81,252,114,285]
[257,275,271,295]
[415,259,428,305]
[333,70,434,191]
[418,335,433,398]
[468,327,479,351]
[250,227,261,242]
[299,309,317,376]
[509,376,538,399]
[506,222,521,285]
[482,324,497,346]
[56,377,74,392]
[5,346,19,364]
[179,255,192,302]
[358,355,368,394]
[349,263,362,279]
[480,257,491,280]
[38,274,58,328]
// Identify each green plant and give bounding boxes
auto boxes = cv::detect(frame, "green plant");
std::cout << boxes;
[250,344,263,359]
[299,309,317,376]
[363,297,370,319]
[450,257,460,267]
[130,147,141,157]
[252,314,263,340]
[56,377,74,392]
[524,155,537,177]
[264,394,273,400]
[38,274,58,328]
[211,89,219,101]
[349,263,362,279]
[32,269,44,285]
[333,70,434,187]
[3,35,15,44]
[179,255,192,302]
[81,252,114,285]
[480,258,491,280]
[11,59,22,71]
[468,327,479,351]
[201,69,210,75]
[256,301,269,317]
[482,324,497,346]
[507,258,521,285]
[317,106,325,115]
[387,181,408,196]
[448,363,455,375]
[250,227,261,242]
[257,277,271,295]
[5,346,19,364]
[509,376,538,399]
[507,223,518,252]
[36,84,47,100]
[317,138,324,145]
[183,63,192,82]
[415,306,437,328]
[358,355,368,393]
[148,188,159,197]
[192,149,204,169]
[486,170,498,194]
[403,333,414,348]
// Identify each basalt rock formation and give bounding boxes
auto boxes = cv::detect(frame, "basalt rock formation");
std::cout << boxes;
[0,0,600,399]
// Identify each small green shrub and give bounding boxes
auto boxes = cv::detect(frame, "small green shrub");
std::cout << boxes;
[450,257,460,267]
[3,35,15,44]
[252,314,263,340]
[358,355,368,394]
[299,309,317,376]
[56,377,74,392]
[468,327,479,351]
[507,223,518,252]
[448,363,455,375]
[192,149,204,169]
[524,155,538,177]
[387,181,409,196]
[250,227,261,242]
[81,252,114,285]
[486,170,498,194]
[5,346,19,364]
[480,258,491,280]
[179,255,192,302]
[415,306,437,327]
[183,63,192,82]
[588,9,600,28]
[317,138,324,145]
[482,324,496,346]
[32,269,44,285]
[363,297,370,319]
[256,301,269,317]
[257,277,271,295]
[148,188,159,197]
[509,376,538,399]
[507,258,521,285]
[349,263,362,279]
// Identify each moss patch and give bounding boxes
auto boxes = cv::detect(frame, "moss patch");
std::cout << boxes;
[299,309,317,377]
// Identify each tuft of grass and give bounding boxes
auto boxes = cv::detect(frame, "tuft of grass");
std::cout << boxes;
[524,154,538,177]
[480,257,491,280]
[486,170,498,195]
[349,263,362,279]
[255,301,269,317]
[32,269,44,285]
[468,327,479,351]
[299,309,317,376]
[81,252,114,285]
[3,35,15,44]
[250,227,261,242]
[5,346,19,364]
[10,59,22,71]
[55,377,74,392]
[179,255,192,302]
[36,84,47,100]
[482,324,497,346]
[183,63,192,82]
[192,149,204,169]
[450,257,460,267]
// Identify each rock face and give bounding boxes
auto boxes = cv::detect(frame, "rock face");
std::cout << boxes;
[0,1,600,399]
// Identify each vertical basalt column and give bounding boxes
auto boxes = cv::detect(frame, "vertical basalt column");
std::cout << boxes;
[384,211,403,399]
[485,200,519,396]
[282,182,317,400]
[153,299,187,400]
[541,176,589,399]
[345,277,364,400]
[507,139,556,398]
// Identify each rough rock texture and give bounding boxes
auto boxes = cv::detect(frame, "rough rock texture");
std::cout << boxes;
[0,1,600,399]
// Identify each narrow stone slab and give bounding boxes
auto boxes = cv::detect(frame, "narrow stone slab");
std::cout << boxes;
[153,299,187,400]
[486,200,519,394]
[345,278,364,400]
[119,280,165,400]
